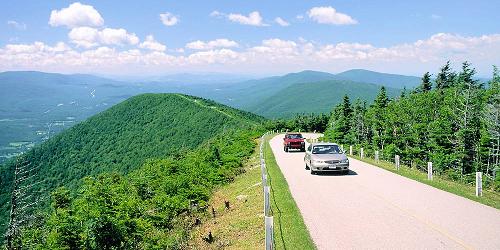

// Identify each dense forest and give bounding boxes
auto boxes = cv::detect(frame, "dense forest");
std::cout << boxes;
[15,128,260,249]
[264,113,330,133]
[0,93,264,244]
[324,62,500,190]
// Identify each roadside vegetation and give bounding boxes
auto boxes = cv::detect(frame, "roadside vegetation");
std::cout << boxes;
[188,141,265,249]
[263,134,316,250]
[323,62,500,198]
[188,132,316,250]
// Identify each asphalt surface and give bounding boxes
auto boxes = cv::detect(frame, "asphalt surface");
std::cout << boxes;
[270,133,500,249]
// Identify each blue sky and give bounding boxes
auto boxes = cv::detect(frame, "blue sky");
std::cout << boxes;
[1,0,499,76]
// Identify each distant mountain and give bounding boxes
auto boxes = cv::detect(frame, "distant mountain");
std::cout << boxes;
[210,70,339,109]
[0,93,263,234]
[108,72,254,84]
[251,79,401,118]
[0,71,150,163]
[336,69,421,89]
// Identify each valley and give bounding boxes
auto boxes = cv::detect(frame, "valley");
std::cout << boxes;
[0,69,409,163]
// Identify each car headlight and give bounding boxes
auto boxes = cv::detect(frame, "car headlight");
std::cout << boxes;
[301,141,305,144]
[313,160,324,164]
[341,159,349,163]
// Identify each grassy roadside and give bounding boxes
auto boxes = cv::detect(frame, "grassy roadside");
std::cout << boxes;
[264,134,316,250]
[187,135,316,249]
[188,143,265,249]
[350,155,500,209]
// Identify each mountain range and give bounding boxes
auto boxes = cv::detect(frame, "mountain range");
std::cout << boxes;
[0,69,419,163]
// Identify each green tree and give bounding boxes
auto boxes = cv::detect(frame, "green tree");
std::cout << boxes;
[368,87,390,149]
[419,72,432,92]
[325,95,353,144]
[435,61,457,89]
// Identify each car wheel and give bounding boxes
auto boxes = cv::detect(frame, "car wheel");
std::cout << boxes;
[310,168,315,175]
[343,170,349,175]
[285,146,289,152]
[305,163,310,170]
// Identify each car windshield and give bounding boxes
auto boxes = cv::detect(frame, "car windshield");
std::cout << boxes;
[312,145,341,154]
[288,134,303,139]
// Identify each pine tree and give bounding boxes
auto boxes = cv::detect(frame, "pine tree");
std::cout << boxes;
[369,87,390,149]
[455,62,482,173]
[349,99,367,144]
[420,72,432,92]
[374,86,389,108]
[458,61,480,88]
[482,65,500,176]
[435,61,456,89]
[325,95,352,144]
[400,87,407,98]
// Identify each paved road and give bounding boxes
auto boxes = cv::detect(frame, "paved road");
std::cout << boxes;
[270,133,500,249]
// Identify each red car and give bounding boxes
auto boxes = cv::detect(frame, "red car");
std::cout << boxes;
[283,133,305,152]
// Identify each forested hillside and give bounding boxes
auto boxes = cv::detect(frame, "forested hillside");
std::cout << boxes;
[336,69,421,89]
[0,93,263,237]
[15,128,260,249]
[324,62,500,190]
[252,79,400,118]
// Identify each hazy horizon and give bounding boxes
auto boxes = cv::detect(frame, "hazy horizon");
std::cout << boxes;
[1,1,499,77]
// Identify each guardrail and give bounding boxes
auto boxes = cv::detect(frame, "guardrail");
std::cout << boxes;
[260,131,273,250]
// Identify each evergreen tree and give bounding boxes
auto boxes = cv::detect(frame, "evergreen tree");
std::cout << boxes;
[455,62,482,173]
[374,86,389,108]
[400,87,407,98]
[435,61,457,89]
[325,95,353,144]
[349,99,368,144]
[368,87,390,149]
[458,61,480,88]
[420,72,432,92]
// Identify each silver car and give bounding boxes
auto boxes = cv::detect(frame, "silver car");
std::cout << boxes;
[304,143,349,175]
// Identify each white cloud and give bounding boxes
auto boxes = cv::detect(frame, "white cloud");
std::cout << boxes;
[296,15,304,20]
[68,27,99,47]
[2,33,500,75]
[275,17,290,27]
[186,39,238,50]
[248,39,299,61]
[99,28,139,45]
[69,27,139,48]
[227,11,268,26]
[210,10,224,18]
[307,6,357,25]
[7,20,27,30]
[3,41,70,54]
[49,2,104,28]
[139,35,166,51]
[187,49,240,64]
[160,12,179,26]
